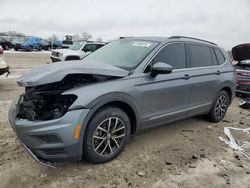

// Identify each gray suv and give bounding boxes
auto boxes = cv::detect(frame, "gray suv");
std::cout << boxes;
[9,36,236,166]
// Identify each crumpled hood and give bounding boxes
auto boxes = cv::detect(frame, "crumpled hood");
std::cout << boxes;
[232,44,250,61]
[17,60,129,87]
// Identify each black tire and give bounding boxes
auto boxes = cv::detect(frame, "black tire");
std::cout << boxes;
[28,46,33,52]
[14,48,19,51]
[83,107,131,163]
[207,90,230,123]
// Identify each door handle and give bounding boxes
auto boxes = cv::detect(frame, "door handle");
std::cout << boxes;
[216,70,221,75]
[183,74,191,80]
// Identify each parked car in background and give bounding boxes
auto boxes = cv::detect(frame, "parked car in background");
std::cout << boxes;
[41,39,52,50]
[50,41,106,62]
[52,40,63,49]
[0,46,10,76]
[232,44,250,98]
[13,36,42,51]
[61,39,73,49]
[0,36,12,50]
[9,36,236,166]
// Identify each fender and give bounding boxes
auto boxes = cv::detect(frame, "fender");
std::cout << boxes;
[77,92,141,159]
[216,80,236,103]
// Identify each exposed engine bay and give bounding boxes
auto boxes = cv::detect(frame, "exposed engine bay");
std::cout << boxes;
[16,74,115,121]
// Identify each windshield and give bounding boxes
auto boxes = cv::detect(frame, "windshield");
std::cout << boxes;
[69,42,84,50]
[84,40,158,70]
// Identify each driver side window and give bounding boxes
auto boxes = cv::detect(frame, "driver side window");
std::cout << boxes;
[152,43,187,69]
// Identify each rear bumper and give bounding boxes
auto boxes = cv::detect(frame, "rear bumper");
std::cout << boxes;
[9,99,90,165]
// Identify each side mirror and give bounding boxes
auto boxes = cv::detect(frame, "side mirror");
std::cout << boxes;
[151,62,173,77]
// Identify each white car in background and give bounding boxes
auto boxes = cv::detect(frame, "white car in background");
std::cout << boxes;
[0,45,10,76]
[50,41,106,62]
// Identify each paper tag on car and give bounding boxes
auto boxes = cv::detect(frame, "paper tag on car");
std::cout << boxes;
[132,42,152,48]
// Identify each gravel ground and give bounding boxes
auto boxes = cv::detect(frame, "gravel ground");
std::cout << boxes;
[0,52,250,188]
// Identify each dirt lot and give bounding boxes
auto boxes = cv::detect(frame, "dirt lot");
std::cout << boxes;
[0,52,250,188]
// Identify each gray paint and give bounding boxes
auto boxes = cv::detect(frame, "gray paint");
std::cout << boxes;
[10,37,236,164]
[17,60,129,87]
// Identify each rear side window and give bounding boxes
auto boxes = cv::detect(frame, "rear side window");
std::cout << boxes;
[152,43,186,69]
[214,48,226,65]
[189,44,213,67]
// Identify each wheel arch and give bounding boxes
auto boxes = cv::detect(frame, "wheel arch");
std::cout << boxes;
[221,86,232,102]
[78,97,140,159]
[65,56,80,61]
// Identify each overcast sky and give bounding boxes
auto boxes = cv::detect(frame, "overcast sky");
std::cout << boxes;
[0,0,249,49]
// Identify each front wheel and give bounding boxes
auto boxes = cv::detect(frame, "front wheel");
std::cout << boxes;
[28,46,33,52]
[83,107,131,163]
[207,90,230,122]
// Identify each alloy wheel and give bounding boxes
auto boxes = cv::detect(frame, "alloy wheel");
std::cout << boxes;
[214,95,228,119]
[92,117,126,156]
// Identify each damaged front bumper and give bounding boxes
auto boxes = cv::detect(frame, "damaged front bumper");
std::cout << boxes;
[19,139,56,168]
[9,98,90,167]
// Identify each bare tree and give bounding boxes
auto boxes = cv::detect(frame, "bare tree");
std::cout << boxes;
[96,37,103,42]
[49,34,59,48]
[72,33,81,42]
[81,32,92,41]
[0,31,25,37]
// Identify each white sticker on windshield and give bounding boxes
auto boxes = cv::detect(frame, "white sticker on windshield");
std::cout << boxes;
[132,41,152,48]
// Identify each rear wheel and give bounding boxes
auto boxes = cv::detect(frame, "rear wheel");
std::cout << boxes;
[207,90,230,122]
[83,107,131,163]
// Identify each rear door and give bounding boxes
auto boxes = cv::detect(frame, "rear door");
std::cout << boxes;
[187,43,221,116]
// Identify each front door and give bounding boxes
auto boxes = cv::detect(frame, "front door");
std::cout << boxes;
[137,43,192,127]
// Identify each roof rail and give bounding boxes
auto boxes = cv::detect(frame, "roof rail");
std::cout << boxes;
[168,36,217,46]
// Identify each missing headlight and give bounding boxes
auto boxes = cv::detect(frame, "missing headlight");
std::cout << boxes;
[16,93,77,121]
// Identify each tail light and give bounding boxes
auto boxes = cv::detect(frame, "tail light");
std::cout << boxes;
[0,46,3,55]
